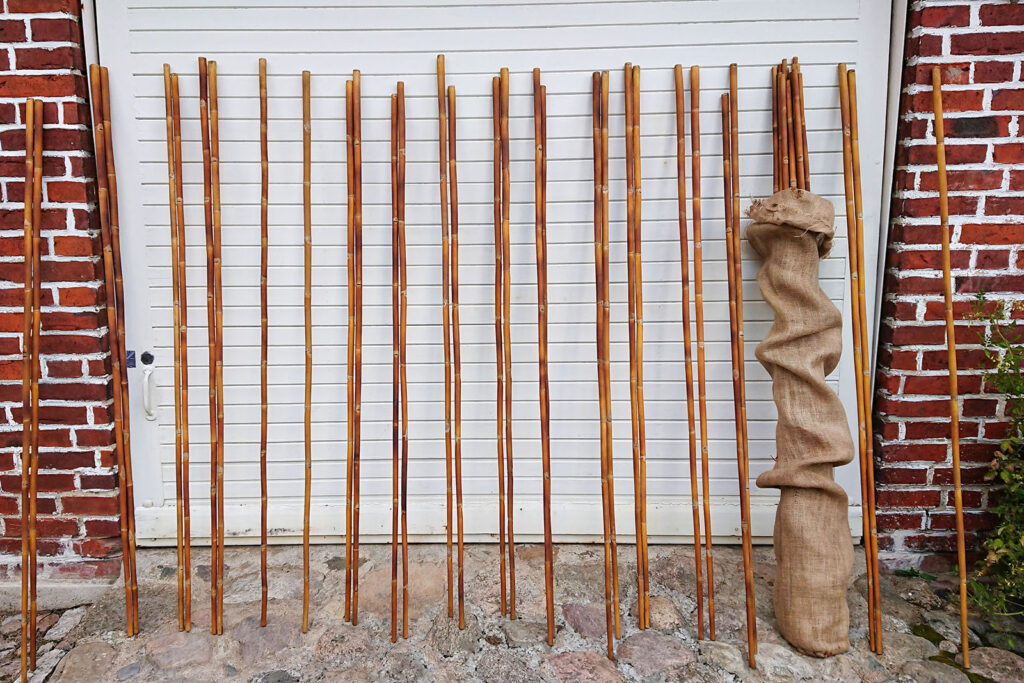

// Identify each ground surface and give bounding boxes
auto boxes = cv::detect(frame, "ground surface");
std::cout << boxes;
[1,544,1022,682]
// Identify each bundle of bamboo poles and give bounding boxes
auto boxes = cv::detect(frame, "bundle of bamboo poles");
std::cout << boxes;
[91,67,141,640]
[258,58,270,628]
[344,69,365,626]
[931,67,970,669]
[198,56,226,635]
[532,68,555,646]
[20,97,42,682]
[436,55,466,627]
[623,62,650,630]
[721,64,757,669]
[772,59,810,192]
[390,82,410,642]
[592,69,621,660]
[837,62,883,656]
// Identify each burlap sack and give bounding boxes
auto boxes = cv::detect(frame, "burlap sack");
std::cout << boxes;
[745,188,854,658]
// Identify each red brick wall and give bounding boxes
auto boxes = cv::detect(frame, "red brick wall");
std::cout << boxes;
[876,0,1024,564]
[0,0,120,580]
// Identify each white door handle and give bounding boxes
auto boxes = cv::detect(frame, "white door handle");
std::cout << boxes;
[142,367,157,421]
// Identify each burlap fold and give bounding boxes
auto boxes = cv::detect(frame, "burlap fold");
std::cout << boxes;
[746,188,854,658]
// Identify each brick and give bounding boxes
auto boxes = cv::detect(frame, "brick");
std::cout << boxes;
[877,442,948,462]
[13,47,82,71]
[876,489,941,508]
[38,379,107,401]
[73,538,120,558]
[903,533,978,554]
[37,451,94,470]
[947,116,1001,138]
[975,249,1011,270]
[899,196,978,219]
[876,466,928,485]
[57,287,100,307]
[921,5,971,27]
[986,196,1024,216]
[930,511,996,531]
[912,89,985,113]
[0,20,27,43]
[902,373,982,395]
[45,359,83,378]
[52,236,97,257]
[890,323,948,346]
[918,34,944,59]
[920,348,993,371]
[875,512,924,530]
[0,74,81,99]
[51,558,121,580]
[61,495,118,515]
[83,519,120,537]
[40,259,99,282]
[28,18,81,44]
[1009,171,1024,191]
[895,248,971,272]
[958,274,1024,294]
[974,61,1016,83]
[992,88,1024,110]
[959,223,1024,245]
[908,143,987,165]
[44,181,88,203]
[42,310,102,332]
[74,429,112,448]
[951,31,1024,56]
[79,473,115,490]
[918,169,1003,192]
[933,465,990,486]
[903,420,978,440]
[962,398,999,417]
[979,3,1024,26]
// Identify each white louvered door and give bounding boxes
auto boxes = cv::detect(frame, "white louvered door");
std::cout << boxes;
[95,0,892,545]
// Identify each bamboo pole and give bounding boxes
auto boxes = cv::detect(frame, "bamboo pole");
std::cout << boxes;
[601,70,621,640]
[21,98,35,682]
[391,91,400,644]
[447,84,466,629]
[689,65,716,639]
[790,68,806,191]
[210,60,226,635]
[435,55,454,620]
[848,70,882,654]
[344,77,355,622]
[771,66,779,193]
[301,69,312,634]
[492,75,508,617]
[532,69,555,646]
[397,81,410,639]
[592,71,614,660]
[28,98,42,669]
[170,73,190,632]
[197,57,219,632]
[838,62,879,654]
[101,67,140,634]
[778,62,791,189]
[257,57,270,628]
[674,64,705,639]
[795,59,811,190]
[351,69,364,625]
[499,67,516,619]
[730,64,758,664]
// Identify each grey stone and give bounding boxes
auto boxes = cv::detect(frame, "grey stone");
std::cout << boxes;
[957,646,1024,683]
[116,661,141,680]
[145,628,215,669]
[53,641,112,682]
[357,562,446,621]
[502,619,549,648]
[754,642,816,680]
[628,596,683,632]
[0,616,21,636]
[939,640,958,655]
[561,603,606,638]
[252,670,300,683]
[34,612,59,635]
[990,615,1024,637]
[44,606,85,641]
[899,660,969,683]
[381,649,429,681]
[617,631,695,677]
[896,578,945,610]
[28,647,64,683]
[232,615,301,661]
[427,613,481,657]
[223,663,238,677]
[475,649,546,683]
[879,631,940,669]
[987,630,1024,656]
[699,640,748,677]
[818,651,889,683]
[313,625,373,668]
[924,611,982,647]
[548,651,623,682]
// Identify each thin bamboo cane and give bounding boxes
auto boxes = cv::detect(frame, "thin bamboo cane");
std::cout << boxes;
[90,73,136,638]
[21,98,35,682]
[397,81,410,640]
[601,70,621,640]
[848,70,882,655]
[730,65,758,663]
[632,65,651,629]
[198,57,219,632]
[623,63,645,630]
[492,75,508,617]
[674,64,705,640]
[101,67,140,634]
[838,63,878,654]
[352,69,364,625]
[447,84,466,630]
[210,61,226,635]
[499,67,516,619]
[784,67,796,190]
[790,67,806,191]
[258,57,270,628]
[795,59,811,190]
[301,69,312,634]
[170,74,190,632]
[391,92,400,644]
[344,78,355,622]
[771,66,779,193]
[435,55,454,620]
[532,70,555,646]
[690,65,715,640]
[592,71,615,661]
[29,98,42,669]
[778,62,791,189]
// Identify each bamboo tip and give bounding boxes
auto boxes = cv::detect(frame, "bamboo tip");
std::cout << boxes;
[199,56,206,66]
[259,57,267,67]
[931,66,942,85]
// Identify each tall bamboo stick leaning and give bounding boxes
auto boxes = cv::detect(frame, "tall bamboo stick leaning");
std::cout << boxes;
[351,69,365,625]
[499,67,517,619]
[492,75,508,616]
[391,92,401,644]
[301,69,312,634]
[838,62,880,654]
[674,64,705,639]
[197,57,220,632]
[28,98,43,671]
[532,69,555,646]
[690,65,716,639]
[397,82,410,640]
[20,97,36,682]
[210,60,226,635]
[344,77,356,622]
[258,57,270,628]
[447,83,466,629]
[932,66,970,669]
[435,55,455,620]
